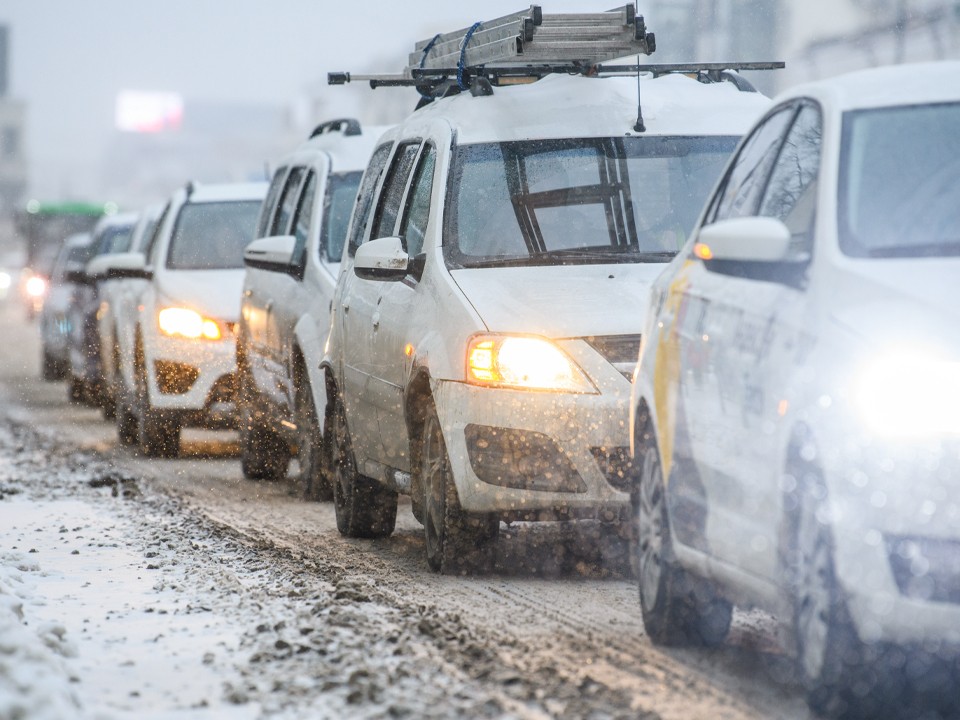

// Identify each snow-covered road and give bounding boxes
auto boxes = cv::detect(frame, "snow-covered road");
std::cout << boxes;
[0,306,815,719]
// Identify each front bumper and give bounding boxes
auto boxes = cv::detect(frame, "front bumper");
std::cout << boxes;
[434,378,632,518]
[143,330,239,428]
[828,438,960,647]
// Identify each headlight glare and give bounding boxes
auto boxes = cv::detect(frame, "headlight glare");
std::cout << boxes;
[856,353,960,436]
[466,335,595,393]
[158,307,222,340]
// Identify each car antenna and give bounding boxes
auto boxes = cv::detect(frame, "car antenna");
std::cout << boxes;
[633,54,645,132]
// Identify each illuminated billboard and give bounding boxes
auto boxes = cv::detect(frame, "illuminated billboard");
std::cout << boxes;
[115,91,184,133]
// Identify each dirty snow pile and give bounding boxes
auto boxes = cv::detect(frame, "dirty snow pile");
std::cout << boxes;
[0,551,81,719]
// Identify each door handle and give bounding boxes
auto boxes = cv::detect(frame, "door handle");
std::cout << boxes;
[265,300,274,312]
[372,312,380,329]
[342,301,350,313]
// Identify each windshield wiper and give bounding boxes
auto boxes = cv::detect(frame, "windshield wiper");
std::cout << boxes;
[535,247,676,262]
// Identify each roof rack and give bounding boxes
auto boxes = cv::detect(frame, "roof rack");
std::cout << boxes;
[309,118,362,139]
[329,4,659,100]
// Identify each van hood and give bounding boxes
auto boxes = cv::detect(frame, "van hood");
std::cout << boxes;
[450,263,665,338]
[155,269,246,323]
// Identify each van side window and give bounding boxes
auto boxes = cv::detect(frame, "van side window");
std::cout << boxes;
[370,142,421,242]
[257,167,288,239]
[270,167,305,237]
[398,145,436,258]
[347,143,393,256]
[290,170,318,274]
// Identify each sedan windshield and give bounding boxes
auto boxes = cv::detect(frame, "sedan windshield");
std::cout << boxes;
[444,136,738,268]
[839,101,960,258]
[166,200,263,270]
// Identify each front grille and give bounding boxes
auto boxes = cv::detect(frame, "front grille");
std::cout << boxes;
[590,446,634,491]
[887,535,960,604]
[582,334,642,380]
[155,360,200,395]
[464,424,587,493]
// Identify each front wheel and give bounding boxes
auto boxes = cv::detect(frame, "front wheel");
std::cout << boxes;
[135,364,180,458]
[330,391,397,538]
[794,476,874,718]
[296,372,332,501]
[635,442,731,646]
[421,404,498,575]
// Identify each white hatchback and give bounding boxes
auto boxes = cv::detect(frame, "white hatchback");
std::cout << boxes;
[104,182,267,457]
[630,61,960,716]
[323,71,769,573]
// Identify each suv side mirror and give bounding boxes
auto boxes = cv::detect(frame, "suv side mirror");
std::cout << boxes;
[64,267,91,285]
[99,252,152,280]
[354,236,409,281]
[243,235,298,276]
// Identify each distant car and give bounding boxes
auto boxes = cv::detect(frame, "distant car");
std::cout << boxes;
[93,204,163,440]
[629,61,960,717]
[65,212,137,406]
[101,182,267,457]
[322,71,769,573]
[237,118,387,497]
[38,233,93,381]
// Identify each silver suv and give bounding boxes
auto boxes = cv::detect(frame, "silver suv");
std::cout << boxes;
[236,119,387,497]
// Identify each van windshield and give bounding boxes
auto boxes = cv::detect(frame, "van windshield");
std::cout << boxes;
[444,136,738,268]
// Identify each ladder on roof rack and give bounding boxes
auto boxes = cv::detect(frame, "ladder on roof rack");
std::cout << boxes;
[329,4,658,99]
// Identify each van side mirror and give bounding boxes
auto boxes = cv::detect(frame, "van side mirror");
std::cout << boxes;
[353,236,409,281]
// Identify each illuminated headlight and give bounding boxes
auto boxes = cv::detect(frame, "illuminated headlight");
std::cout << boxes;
[466,335,596,393]
[25,276,47,298]
[157,307,222,340]
[856,353,960,435]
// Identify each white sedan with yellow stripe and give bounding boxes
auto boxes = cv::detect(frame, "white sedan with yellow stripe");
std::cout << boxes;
[630,61,960,717]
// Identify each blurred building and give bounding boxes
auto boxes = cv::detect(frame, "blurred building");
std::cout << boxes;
[101,97,301,209]
[0,24,28,220]
[643,0,960,91]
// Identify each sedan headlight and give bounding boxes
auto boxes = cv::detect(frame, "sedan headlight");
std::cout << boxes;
[856,353,960,435]
[157,307,223,340]
[466,335,596,393]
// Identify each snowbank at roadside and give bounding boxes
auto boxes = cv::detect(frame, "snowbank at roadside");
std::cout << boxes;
[0,551,82,720]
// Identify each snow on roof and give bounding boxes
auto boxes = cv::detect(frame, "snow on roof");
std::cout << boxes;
[779,60,960,112]
[410,72,771,144]
[187,181,269,203]
[295,124,393,173]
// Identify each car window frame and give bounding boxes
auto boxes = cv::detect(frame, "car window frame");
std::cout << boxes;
[270,166,306,237]
[347,142,394,258]
[289,169,319,280]
[368,140,423,245]
[257,166,289,239]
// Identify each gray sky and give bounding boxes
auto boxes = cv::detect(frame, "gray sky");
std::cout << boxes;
[1,0,618,200]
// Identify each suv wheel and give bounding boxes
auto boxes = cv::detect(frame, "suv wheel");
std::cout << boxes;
[331,391,397,538]
[135,363,180,458]
[296,371,332,501]
[42,349,65,381]
[635,441,731,646]
[239,403,289,481]
[421,404,498,574]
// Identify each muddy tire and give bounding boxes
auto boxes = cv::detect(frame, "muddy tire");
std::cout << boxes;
[793,466,875,718]
[635,443,731,646]
[239,410,289,481]
[331,391,397,538]
[296,371,332,501]
[135,364,180,458]
[42,349,66,381]
[116,392,139,447]
[421,404,498,575]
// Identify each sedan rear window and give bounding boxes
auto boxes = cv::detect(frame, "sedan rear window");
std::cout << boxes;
[166,200,262,270]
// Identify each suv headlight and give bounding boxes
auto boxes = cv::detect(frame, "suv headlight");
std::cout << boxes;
[466,335,596,393]
[856,352,960,435]
[158,307,223,340]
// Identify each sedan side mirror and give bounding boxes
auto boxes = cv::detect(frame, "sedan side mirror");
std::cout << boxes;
[695,217,807,286]
[99,252,152,280]
[354,236,409,281]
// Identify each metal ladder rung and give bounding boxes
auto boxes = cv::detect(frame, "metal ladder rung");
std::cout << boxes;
[410,24,526,68]
[414,38,524,70]
[412,7,539,51]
